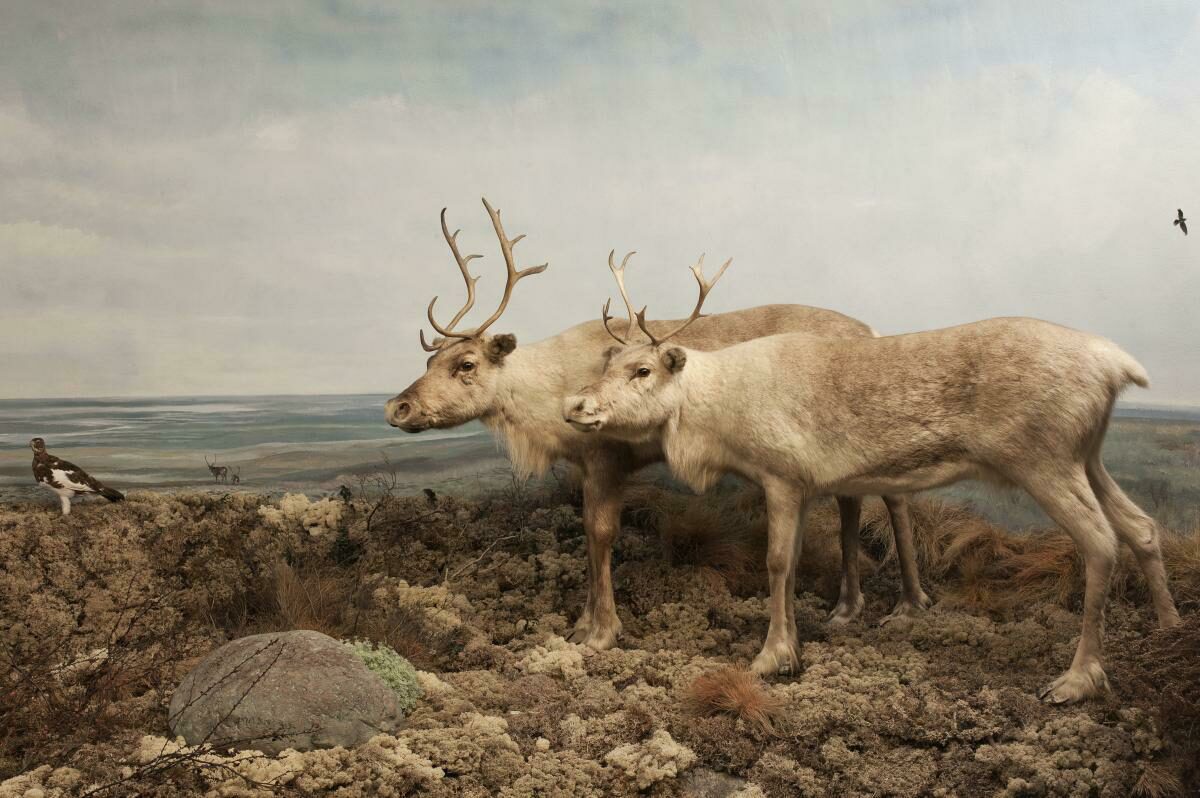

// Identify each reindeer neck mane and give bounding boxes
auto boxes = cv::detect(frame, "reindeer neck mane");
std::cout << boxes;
[481,336,584,477]
[662,353,728,492]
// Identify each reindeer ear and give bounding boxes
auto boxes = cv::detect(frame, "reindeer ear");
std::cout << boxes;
[662,347,688,373]
[485,333,518,362]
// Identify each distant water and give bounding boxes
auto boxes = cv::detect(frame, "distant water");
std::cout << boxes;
[0,395,499,498]
[1,395,1196,510]
[0,394,481,452]
[1,395,1193,454]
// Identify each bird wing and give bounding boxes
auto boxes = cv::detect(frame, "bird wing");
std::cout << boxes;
[46,455,104,492]
[1183,220,1189,235]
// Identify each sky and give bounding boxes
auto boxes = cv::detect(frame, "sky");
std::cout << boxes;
[1,1,1198,402]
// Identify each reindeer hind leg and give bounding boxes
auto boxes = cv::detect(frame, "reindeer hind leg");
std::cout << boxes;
[1015,466,1117,703]
[1086,457,1181,629]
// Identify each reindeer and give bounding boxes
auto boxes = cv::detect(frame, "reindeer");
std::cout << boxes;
[563,258,1181,703]
[230,467,241,486]
[385,199,930,653]
[205,455,228,484]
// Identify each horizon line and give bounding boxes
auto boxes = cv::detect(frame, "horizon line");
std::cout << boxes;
[0,391,1198,414]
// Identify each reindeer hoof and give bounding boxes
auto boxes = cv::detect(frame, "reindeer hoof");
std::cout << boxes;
[879,596,931,627]
[826,597,864,626]
[575,620,621,652]
[1038,664,1108,704]
[750,642,801,677]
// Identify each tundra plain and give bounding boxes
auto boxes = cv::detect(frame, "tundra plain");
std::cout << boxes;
[0,411,1197,796]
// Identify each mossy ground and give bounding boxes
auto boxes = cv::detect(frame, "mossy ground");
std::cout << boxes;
[1,482,1197,797]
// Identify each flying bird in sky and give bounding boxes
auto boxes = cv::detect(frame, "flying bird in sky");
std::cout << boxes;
[30,437,125,516]
[1175,208,1188,236]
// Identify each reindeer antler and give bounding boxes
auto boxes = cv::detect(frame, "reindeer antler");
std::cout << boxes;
[420,198,548,351]
[634,254,732,347]
[601,250,637,344]
[420,208,483,352]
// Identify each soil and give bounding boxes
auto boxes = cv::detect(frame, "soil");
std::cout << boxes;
[0,485,1196,797]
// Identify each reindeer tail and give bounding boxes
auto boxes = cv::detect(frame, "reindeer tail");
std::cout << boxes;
[100,487,125,502]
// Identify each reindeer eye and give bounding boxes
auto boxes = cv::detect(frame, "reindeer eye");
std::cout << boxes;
[635,367,651,378]
[459,362,475,373]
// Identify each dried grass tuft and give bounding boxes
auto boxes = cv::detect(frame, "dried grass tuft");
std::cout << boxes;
[1131,761,1186,798]
[266,562,347,636]
[684,666,784,735]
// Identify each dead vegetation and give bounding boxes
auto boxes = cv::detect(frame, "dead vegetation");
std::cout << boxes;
[1,481,1197,796]
[684,667,784,735]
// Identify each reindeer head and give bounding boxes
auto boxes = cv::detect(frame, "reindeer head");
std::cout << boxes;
[386,199,547,432]
[563,253,730,440]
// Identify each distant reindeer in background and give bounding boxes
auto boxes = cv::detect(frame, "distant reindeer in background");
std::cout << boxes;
[205,455,228,484]
[230,467,241,486]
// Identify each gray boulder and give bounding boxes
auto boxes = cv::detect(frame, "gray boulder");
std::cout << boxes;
[169,630,405,754]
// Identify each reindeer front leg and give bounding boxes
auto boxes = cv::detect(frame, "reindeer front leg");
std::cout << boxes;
[567,457,626,650]
[752,478,807,676]
[828,496,864,624]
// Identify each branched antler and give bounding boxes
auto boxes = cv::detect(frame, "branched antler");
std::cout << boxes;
[420,208,483,352]
[634,254,732,346]
[601,250,637,344]
[420,198,548,351]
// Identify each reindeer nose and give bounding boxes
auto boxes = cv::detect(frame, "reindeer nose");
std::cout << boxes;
[385,396,412,427]
[563,395,596,421]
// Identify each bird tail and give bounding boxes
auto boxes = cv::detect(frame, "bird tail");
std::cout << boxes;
[100,487,125,502]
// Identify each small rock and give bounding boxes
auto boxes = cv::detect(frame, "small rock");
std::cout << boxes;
[681,768,750,798]
[169,630,405,754]
[536,737,551,751]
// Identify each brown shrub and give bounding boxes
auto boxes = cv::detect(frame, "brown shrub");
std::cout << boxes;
[1162,528,1200,605]
[1131,761,1186,798]
[1110,612,1200,793]
[264,562,347,636]
[684,667,783,735]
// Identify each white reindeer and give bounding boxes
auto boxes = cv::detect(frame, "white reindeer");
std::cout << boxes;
[385,199,930,653]
[563,258,1181,703]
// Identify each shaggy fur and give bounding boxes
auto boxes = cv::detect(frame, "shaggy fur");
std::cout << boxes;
[565,317,1181,702]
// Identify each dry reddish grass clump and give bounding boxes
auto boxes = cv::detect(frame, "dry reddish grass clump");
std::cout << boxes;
[628,484,868,599]
[1131,761,1187,798]
[1111,612,1200,786]
[265,561,349,636]
[684,666,784,735]
[859,496,1199,618]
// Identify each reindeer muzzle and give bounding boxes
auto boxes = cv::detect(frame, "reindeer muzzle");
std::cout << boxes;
[385,395,429,432]
[563,396,604,432]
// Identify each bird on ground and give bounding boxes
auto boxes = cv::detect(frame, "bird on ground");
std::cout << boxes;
[1175,208,1188,236]
[30,437,125,516]
[423,488,438,507]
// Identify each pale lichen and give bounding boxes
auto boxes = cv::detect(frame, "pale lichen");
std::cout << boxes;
[603,729,697,790]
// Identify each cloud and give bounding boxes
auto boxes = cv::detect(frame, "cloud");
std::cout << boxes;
[0,222,108,259]
[0,2,1198,401]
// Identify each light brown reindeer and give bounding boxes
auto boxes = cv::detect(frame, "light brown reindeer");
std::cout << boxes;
[205,455,228,484]
[563,259,1181,703]
[385,199,929,653]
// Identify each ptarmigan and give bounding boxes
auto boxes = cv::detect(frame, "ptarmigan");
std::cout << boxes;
[30,437,125,515]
